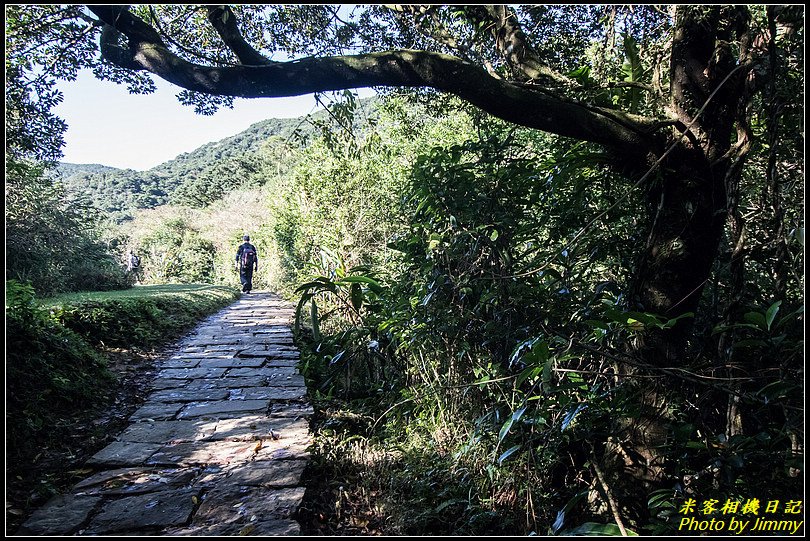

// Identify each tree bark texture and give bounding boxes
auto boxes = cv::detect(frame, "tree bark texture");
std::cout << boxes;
[630,6,752,360]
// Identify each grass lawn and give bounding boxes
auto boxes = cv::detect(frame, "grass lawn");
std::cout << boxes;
[40,283,237,306]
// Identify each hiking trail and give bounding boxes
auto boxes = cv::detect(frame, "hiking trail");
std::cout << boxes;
[18,292,312,536]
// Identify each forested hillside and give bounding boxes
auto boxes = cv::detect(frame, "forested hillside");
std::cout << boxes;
[49,98,380,219]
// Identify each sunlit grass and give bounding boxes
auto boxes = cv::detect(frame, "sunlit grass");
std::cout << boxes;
[40,284,235,306]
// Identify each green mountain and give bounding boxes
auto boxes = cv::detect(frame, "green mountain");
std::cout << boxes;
[49,96,380,220]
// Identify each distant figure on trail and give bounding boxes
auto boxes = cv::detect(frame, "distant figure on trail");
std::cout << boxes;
[127,250,142,283]
[236,235,258,294]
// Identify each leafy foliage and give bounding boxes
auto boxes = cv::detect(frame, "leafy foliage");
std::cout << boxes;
[5,158,131,296]
[286,95,802,534]
[6,279,113,458]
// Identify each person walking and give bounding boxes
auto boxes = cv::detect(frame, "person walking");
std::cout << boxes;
[235,235,258,293]
[127,250,142,283]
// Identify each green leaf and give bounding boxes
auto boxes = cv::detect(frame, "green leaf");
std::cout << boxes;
[774,305,804,329]
[516,365,542,387]
[489,229,499,241]
[561,403,586,431]
[585,319,609,330]
[350,283,363,311]
[498,417,514,444]
[498,445,521,465]
[744,311,767,330]
[524,340,549,366]
[648,489,676,511]
[567,66,592,86]
[661,312,694,329]
[339,275,385,295]
[553,490,588,534]
[294,280,328,293]
[626,317,644,330]
[310,300,320,341]
[542,356,553,389]
[765,301,782,330]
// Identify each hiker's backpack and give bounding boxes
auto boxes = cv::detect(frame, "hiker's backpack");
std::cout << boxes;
[241,245,256,267]
[132,255,141,268]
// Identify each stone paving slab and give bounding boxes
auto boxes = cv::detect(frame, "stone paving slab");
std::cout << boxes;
[166,519,301,536]
[130,403,184,421]
[19,291,312,536]
[177,399,270,419]
[226,460,308,487]
[265,359,304,369]
[157,367,228,379]
[209,415,305,441]
[87,442,163,466]
[183,377,271,389]
[254,328,294,335]
[73,467,203,497]
[231,386,307,400]
[148,387,231,403]
[149,378,190,391]
[16,494,102,535]
[225,366,299,379]
[86,488,202,533]
[266,374,306,387]
[168,350,236,359]
[146,440,260,466]
[159,358,201,369]
[255,442,312,462]
[196,358,266,368]
[117,419,218,443]
[189,486,306,528]
[268,402,315,418]
[238,347,299,357]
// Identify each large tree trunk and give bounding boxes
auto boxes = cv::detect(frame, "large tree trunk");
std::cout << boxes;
[630,149,728,360]
[606,7,752,499]
[629,6,750,362]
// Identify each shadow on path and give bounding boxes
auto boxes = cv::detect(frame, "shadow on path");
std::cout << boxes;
[17,291,312,536]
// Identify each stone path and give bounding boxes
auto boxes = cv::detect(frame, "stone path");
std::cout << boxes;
[18,292,313,536]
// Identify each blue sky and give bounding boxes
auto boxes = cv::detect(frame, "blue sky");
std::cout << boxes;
[54,70,374,171]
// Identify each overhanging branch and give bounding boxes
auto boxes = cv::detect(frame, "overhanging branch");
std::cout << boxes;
[206,6,274,66]
[88,5,664,157]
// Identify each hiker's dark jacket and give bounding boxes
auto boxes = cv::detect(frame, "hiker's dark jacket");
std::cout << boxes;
[236,243,258,268]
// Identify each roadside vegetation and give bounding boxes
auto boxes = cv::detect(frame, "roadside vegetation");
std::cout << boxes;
[278,95,803,534]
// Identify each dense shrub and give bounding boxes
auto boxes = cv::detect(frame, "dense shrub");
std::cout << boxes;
[291,101,804,534]
[5,280,113,462]
[6,159,130,296]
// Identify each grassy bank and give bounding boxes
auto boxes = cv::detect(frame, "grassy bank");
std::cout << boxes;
[42,284,240,347]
